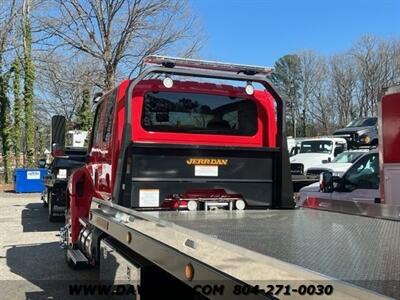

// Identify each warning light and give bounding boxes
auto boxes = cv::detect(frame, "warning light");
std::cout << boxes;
[144,55,273,76]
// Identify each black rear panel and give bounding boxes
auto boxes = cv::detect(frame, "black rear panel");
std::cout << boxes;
[120,143,280,208]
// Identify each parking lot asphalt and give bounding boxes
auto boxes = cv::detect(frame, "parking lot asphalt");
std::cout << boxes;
[0,191,99,300]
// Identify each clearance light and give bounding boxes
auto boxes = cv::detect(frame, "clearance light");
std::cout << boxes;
[163,76,174,88]
[245,82,254,95]
[126,232,132,244]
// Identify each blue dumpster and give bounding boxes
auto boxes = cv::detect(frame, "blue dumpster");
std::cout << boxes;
[14,168,48,193]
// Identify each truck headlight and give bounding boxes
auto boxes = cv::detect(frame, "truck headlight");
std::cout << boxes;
[359,134,370,144]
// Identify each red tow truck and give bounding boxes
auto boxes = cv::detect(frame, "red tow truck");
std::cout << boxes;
[61,57,398,299]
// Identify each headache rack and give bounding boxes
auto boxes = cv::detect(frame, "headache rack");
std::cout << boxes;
[113,55,294,209]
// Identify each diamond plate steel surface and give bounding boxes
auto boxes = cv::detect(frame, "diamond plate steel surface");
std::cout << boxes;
[148,209,400,298]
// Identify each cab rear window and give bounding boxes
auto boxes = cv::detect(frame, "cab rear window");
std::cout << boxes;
[142,92,258,136]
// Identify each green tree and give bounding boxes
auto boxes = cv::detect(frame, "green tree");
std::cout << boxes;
[270,54,302,137]
[12,57,23,167]
[0,65,13,183]
[22,0,35,166]
[75,88,92,131]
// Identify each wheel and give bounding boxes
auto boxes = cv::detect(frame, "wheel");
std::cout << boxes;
[235,200,246,210]
[187,200,198,211]
[48,192,56,222]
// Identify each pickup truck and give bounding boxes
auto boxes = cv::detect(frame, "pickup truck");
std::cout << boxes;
[290,137,347,177]
[290,137,347,193]
[334,117,378,148]
[305,149,368,177]
[298,150,380,205]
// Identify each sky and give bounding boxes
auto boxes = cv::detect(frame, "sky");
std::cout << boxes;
[190,0,400,67]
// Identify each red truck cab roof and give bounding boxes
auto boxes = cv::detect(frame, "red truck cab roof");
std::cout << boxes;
[111,79,277,148]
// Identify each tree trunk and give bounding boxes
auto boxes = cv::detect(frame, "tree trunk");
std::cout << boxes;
[12,57,22,168]
[0,70,12,183]
[104,63,116,90]
[22,0,35,167]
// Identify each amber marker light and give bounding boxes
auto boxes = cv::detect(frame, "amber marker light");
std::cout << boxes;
[184,263,195,281]
[126,232,132,244]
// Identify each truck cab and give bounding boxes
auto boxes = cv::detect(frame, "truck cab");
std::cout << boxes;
[87,80,279,205]
[290,137,347,176]
[66,56,293,246]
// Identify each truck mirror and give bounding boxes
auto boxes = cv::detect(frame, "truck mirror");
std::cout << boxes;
[319,171,334,193]
[93,92,103,104]
[51,115,66,156]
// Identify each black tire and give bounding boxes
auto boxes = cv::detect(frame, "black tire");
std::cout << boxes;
[48,192,56,222]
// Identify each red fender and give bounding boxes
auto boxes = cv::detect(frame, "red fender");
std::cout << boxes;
[67,167,95,244]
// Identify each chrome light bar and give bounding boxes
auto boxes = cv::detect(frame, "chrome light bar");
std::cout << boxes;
[144,55,273,76]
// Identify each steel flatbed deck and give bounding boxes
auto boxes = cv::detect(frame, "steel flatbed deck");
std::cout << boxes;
[143,209,400,298]
[90,198,398,299]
